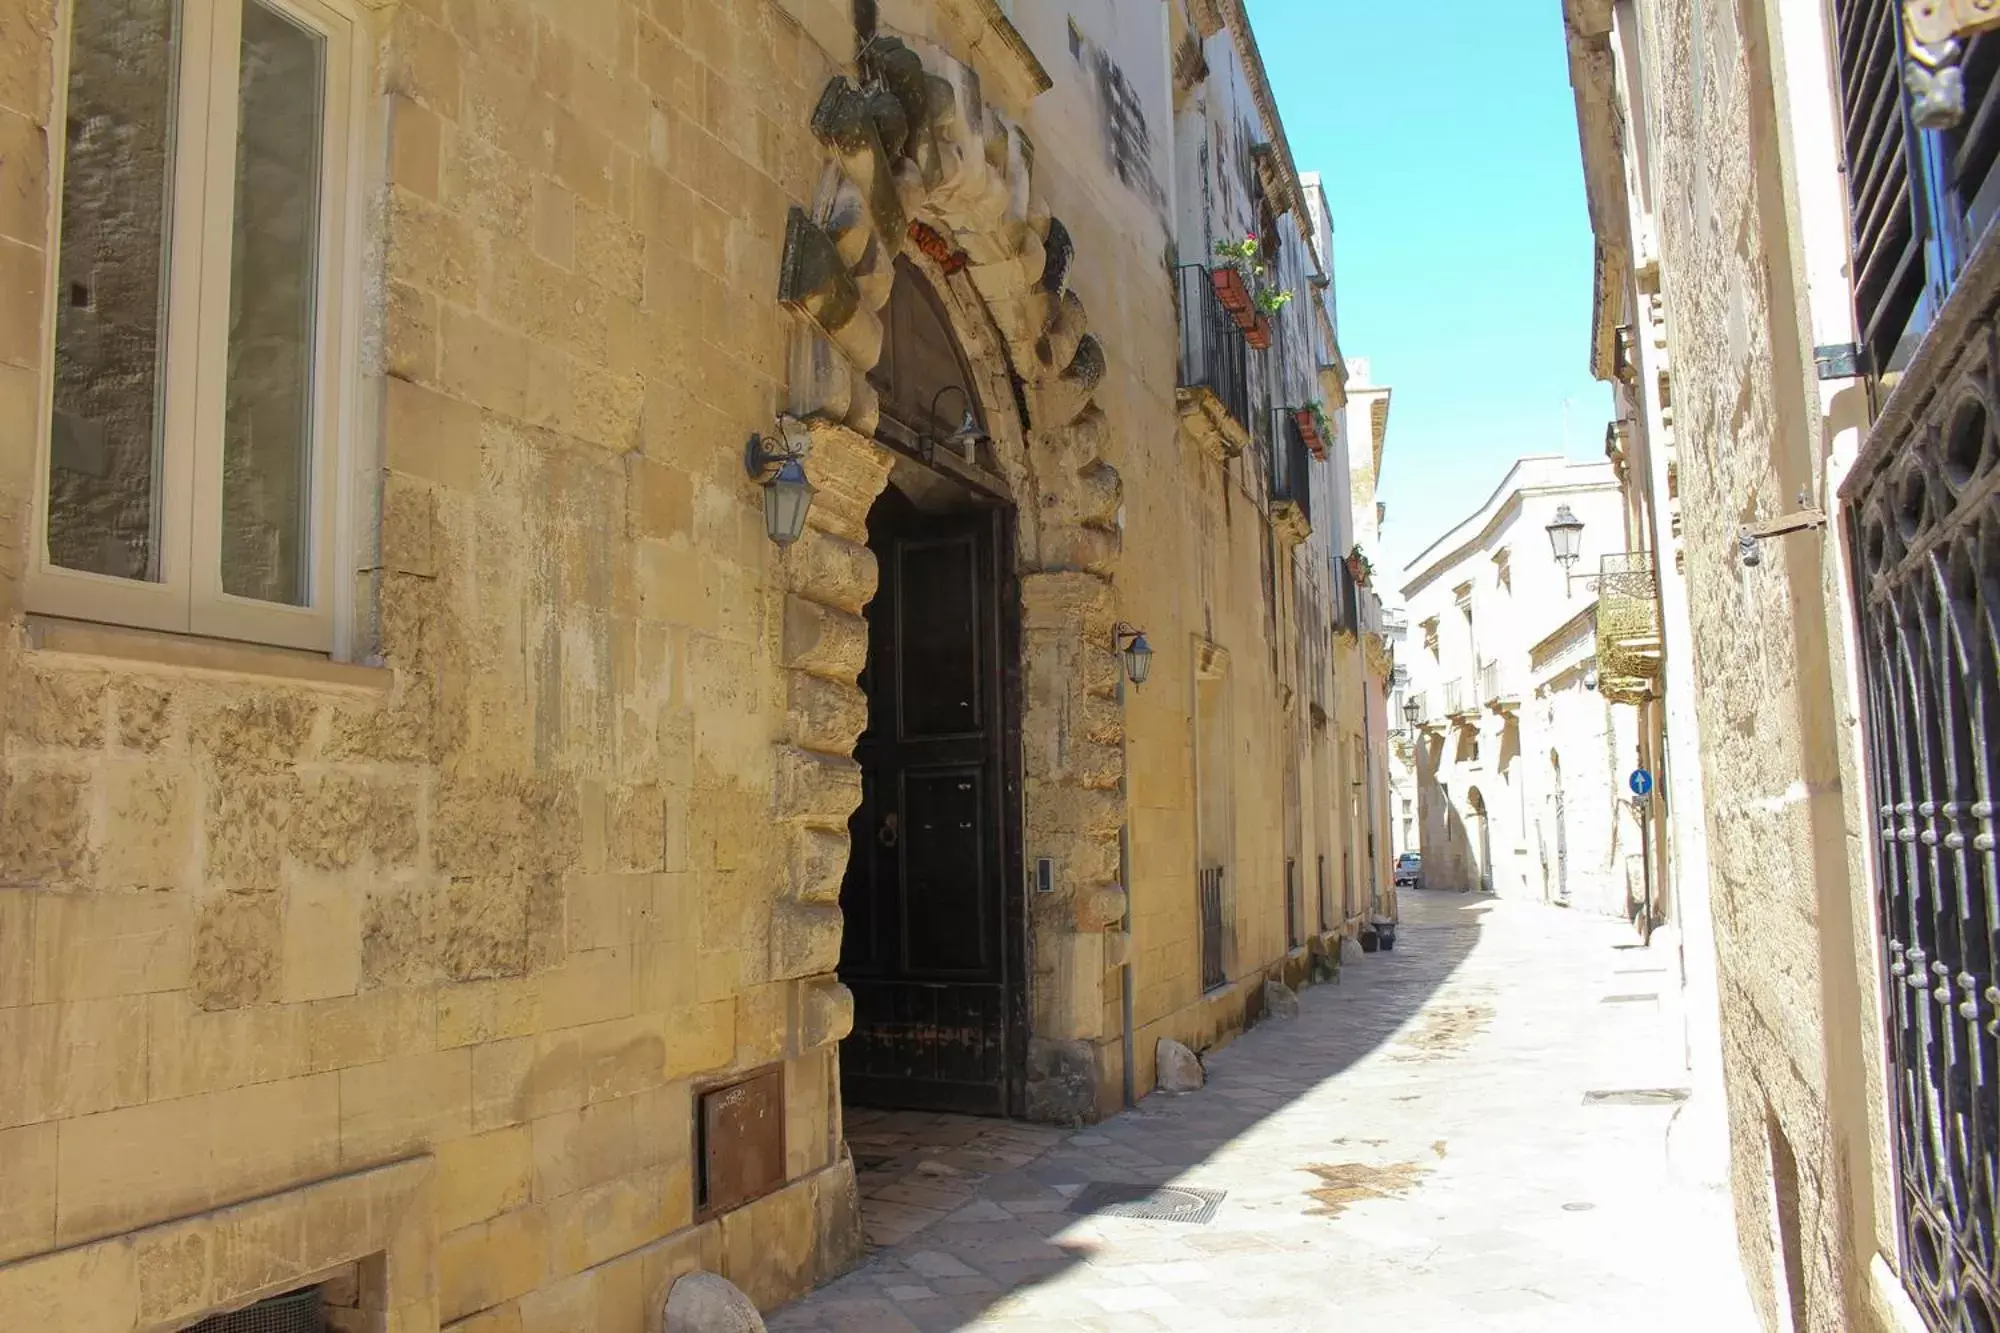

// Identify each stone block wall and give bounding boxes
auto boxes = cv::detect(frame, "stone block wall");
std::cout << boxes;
[0,0,864,1326]
[0,0,1369,1320]
[1634,0,1896,1327]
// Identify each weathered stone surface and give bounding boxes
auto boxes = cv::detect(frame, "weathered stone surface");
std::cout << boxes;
[769,902,843,982]
[1156,1038,1204,1093]
[1079,884,1128,930]
[189,893,283,1010]
[798,978,854,1051]
[1026,1038,1098,1123]
[664,1270,766,1333]
[1263,979,1301,1022]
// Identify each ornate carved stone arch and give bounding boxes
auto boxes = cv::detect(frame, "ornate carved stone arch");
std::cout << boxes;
[770,34,1129,1116]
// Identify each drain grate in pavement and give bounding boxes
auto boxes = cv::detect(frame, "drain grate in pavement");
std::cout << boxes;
[1067,1181,1226,1224]
[1583,1087,1691,1106]
[1599,992,1659,1004]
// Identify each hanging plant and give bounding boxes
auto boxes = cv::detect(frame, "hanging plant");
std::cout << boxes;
[1347,544,1374,586]
[1213,234,1265,277]
[1309,399,1333,445]
[1253,286,1293,316]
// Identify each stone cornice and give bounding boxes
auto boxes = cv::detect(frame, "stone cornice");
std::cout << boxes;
[1215,0,1324,278]
[1564,0,1630,385]
[967,0,1053,95]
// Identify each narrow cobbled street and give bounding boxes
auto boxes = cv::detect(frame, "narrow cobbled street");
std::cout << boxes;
[770,890,1758,1332]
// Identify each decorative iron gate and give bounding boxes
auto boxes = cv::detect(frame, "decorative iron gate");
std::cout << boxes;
[1847,351,2000,1330]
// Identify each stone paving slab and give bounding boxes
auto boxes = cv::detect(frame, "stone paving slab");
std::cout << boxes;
[773,890,1759,1331]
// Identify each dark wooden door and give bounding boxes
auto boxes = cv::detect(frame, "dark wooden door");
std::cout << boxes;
[840,490,1017,1115]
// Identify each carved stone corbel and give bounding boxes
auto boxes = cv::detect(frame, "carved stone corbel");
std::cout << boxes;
[1902,0,2000,128]
[1904,0,2000,46]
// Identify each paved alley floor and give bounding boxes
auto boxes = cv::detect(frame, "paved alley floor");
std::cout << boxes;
[769,889,1759,1332]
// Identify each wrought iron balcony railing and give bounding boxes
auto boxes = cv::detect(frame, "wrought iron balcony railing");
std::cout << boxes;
[1595,552,1662,705]
[1174,265,1250,456]
[1270,411,1313,542]
[1478,659,1518,709]
[1444,677,1476,719]
[1330,555,1361,636]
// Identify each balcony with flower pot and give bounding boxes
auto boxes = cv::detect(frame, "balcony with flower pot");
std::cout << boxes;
[1175,265,1252,460]
[1291,400,1332,459]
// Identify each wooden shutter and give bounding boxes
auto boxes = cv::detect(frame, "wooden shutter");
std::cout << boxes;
[1831,0,1924,373]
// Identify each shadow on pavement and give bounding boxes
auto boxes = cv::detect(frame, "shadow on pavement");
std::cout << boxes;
[767,889,1492,1332]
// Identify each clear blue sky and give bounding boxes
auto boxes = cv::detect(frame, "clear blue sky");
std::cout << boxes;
[1246,0,1612,586]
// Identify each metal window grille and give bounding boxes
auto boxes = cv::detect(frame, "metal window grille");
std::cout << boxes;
[188,1288,322,1333]
[1847,348,2000,1329]
[1198,866,1226,991]
[1284,857,1300,951]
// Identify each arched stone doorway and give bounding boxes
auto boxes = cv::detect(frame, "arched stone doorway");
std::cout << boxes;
[772,35,1125,1122]
[1466,786,1492,894]
[837,260,1030,1116]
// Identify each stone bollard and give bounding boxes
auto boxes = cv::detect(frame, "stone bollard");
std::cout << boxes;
[1263,978,1300,1021]
[663,1272,765,1333]
[1156,1037,1204,1092]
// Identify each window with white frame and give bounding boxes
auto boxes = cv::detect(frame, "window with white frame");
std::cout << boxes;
[33,0,358,652]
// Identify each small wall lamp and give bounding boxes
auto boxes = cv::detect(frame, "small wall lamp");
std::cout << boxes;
[1402,696,1422,728]
[745,417,816,547]
[1113,622,1153,687]
[926,385,987,464]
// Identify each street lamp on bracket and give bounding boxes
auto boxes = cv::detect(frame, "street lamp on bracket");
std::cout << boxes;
[1544,503,1597,596]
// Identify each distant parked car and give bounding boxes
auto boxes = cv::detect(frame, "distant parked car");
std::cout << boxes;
[1393,852,1422,888]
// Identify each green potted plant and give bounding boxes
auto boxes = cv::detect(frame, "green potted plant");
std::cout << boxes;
[1347,544,1374,587]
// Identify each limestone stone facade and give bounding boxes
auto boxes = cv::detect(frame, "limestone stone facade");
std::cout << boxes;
[1565,0,1995,1329]
[0,0,1374,1325]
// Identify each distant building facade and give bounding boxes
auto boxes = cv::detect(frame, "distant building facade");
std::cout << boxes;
[1398,458,1643,916]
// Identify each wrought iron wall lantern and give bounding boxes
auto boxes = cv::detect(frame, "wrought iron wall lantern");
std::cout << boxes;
[1113,622,1153,687]
[923,385,987,465]
[1402,697,1422,728]
[745,417,816,547]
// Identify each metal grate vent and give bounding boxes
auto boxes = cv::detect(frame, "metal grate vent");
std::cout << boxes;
[188,1288,322,1333]
[1068,1181,1226,1224]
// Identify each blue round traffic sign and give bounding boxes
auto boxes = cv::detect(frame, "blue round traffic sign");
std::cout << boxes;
[1629,769,1654,797]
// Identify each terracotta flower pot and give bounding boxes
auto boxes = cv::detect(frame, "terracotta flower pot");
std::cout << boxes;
[1244,314,1272,350]
[1210,265,1255,322]
[1294,408,1325,457]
